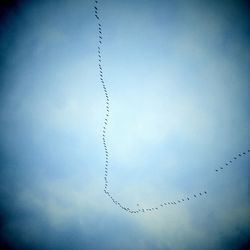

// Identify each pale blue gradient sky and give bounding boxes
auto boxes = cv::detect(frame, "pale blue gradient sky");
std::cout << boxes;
[0,0,249,249]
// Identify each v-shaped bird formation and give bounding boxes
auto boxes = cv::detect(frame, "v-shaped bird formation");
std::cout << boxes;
[93,0,250,214]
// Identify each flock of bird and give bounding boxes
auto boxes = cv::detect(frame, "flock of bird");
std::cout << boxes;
[93,0,250,214]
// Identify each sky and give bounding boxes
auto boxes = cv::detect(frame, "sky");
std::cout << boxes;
[0,0,249,249]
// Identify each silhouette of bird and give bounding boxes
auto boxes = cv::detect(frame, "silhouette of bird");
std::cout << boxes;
[204,191,207,194]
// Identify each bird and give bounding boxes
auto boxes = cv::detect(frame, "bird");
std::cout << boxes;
[199,193,202,195]
[220,167,223,169]
[194,195,197,198]
[204,191,207,194]
[234,157,237,159]
[215,169,218,172]
[238,154,242,156]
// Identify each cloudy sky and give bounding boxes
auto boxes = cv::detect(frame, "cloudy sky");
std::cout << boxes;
[0,0,249,249]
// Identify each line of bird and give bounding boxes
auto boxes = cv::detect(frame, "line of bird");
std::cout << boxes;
[93,0,250,214]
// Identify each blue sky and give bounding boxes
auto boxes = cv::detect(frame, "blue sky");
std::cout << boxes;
[0,0,249,249]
